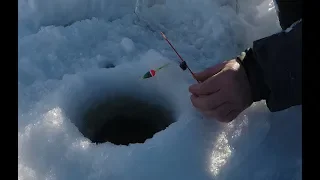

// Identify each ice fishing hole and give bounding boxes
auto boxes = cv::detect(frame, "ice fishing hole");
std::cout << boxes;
[79,96,174,145]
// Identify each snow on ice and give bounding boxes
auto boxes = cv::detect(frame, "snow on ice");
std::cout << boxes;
[18,0,301,180]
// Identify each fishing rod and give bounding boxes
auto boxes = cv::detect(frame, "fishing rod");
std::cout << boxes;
[160,32,200,83]
[134,1,199,83]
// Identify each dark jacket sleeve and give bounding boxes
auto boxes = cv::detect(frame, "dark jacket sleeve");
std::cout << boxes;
[240,20,302,112]
[275,0,302,30]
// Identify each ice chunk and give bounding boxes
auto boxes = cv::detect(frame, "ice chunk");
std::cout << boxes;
[121,37,135,53]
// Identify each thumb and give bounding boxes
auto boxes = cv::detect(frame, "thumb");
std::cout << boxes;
[194,62,226,82]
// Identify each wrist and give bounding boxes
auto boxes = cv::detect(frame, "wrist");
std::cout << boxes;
[235,48,270,102]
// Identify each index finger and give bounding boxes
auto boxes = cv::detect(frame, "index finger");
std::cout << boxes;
[194,62,226,82]
[189,71,223,95]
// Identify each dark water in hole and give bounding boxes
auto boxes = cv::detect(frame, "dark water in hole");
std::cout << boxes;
[80,96,174,145]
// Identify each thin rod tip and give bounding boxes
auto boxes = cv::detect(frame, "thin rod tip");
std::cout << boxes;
[160,32,166,39]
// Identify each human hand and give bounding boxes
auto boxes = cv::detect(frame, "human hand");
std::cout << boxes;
[189,59,253,122]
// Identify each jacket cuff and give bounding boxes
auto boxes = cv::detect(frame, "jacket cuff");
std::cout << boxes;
[236,48,270,102]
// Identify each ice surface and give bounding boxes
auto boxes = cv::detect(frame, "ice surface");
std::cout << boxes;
[18,0,301,179]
